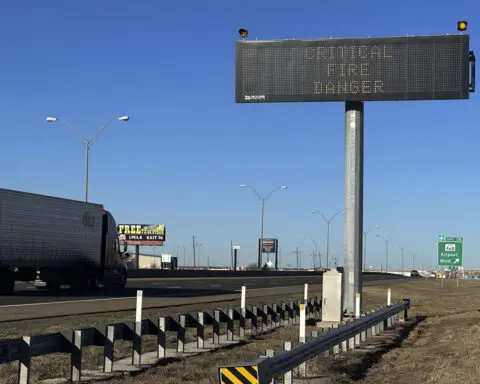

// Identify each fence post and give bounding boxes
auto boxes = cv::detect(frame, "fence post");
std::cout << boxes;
[18,336,31,384]
[103,325,115,373]
[177,315,186,353]
[71,330,82,382]
[283,341,293,384]
[387,288,391,307]
[157,317,166,358]
[288,301,294,325]
[272,303,278,328]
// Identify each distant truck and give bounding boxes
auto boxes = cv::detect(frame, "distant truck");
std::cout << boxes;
[0,188,129,294]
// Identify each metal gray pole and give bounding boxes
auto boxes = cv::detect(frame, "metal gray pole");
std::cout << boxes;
[386,240,389,273]
[326,222,330,269]
[192,235,196,268]
[84,142,90,202]
[343,101,364,316]
[401,247,404,273]
[259,199,265,268]
[363,232,367,272]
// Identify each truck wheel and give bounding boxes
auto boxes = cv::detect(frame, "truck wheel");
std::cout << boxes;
[118,270,127,289]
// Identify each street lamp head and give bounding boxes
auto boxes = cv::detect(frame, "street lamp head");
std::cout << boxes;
[240,184,248,188]
[46,117,57,123]
[312,210,319,214]
[281,185,288,190]
[117,116,129,122]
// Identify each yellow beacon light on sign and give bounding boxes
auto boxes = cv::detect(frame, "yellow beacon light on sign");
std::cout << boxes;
[239,28,248,39]
[457,21,468,32]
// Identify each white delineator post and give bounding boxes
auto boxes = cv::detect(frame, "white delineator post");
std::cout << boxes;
[298,303,306,377]
[387,288,391,307]
[136,290,143,322]
[299,303,306,342]
[304,283,308,301]
[355,293,361,319]
[241,286,246,311]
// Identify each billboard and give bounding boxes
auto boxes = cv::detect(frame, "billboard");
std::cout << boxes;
[117,224,166,246]
[235,34,470,103]
[261,238,278,253]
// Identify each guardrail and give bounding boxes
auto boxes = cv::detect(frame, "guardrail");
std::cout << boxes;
[218,298,410,384]
[0,295,322,383]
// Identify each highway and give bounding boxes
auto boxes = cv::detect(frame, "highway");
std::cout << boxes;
[0,275,321,306]
[0,274,408,323]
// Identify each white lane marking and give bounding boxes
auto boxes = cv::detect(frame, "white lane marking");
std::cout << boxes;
[0,296,136,309]
[210,284,222,287]
[153,282,166,285]
[166,286,181,289]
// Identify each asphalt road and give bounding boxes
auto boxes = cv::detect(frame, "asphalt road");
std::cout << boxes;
[0,275,322,307]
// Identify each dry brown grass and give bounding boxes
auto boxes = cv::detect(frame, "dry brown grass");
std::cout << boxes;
[3,278,480,384]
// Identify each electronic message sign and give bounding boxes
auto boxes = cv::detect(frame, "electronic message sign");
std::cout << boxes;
[235,35,470,103]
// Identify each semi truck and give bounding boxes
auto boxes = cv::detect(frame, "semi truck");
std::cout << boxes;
[0,188,129,294]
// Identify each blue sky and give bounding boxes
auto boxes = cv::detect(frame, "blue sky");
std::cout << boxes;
[1,0,478,270]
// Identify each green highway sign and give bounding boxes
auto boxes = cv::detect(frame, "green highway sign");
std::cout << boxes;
[437,236,463,267]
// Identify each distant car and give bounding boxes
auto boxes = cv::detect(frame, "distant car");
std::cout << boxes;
[411,270,421,278]
[336,266,344,273]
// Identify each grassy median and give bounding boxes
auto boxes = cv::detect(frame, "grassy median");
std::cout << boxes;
[2,278,480,383]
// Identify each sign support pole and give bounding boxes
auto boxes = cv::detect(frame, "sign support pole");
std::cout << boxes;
[343,101,364,316]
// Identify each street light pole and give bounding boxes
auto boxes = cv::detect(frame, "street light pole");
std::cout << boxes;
[312,210,343,269]
[240,184,288,268]
[363,225,380,272]
[46,115,129,202]
[399,244,408,273]
[377,235,392,273]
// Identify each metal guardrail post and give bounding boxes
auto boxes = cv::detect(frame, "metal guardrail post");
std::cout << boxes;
[283,342,292,384]
[103,325,115,373]
[18,336,31,384]
[332,324,340,355]
[177,315,186,353]
[227,309,234,341]
[213,310,221,344]
[239,308,246,338]
[132,321,142,365]
[157,317,166,358]
[197,312,205,349]
[71,330,82,382]
[251,306,258,335]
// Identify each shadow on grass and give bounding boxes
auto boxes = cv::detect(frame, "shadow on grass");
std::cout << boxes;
[331,315,428,381]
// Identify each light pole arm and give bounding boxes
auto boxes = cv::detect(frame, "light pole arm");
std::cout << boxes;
[244,185,263,201]
[89,117,118,147]
[264,186,282,201]
[59,119,87,145]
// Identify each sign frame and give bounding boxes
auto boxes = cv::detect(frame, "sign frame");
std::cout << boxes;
[437,235,463,267]
[235,34,471,103]
[117,224,166,246]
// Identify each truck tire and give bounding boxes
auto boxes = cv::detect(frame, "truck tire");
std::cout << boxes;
[118,270,127,289]
[0,269,15,295]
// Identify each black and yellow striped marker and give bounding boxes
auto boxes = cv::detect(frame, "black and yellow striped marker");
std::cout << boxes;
[219,364,259,384]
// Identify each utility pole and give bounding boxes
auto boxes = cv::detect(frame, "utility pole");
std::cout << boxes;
[292,248,301,270]
[230,240,233,268]
[192,235,196,268]
[311,250,316,270]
